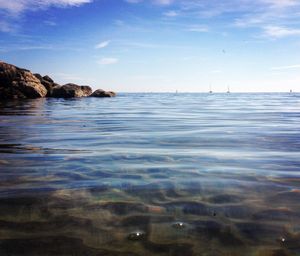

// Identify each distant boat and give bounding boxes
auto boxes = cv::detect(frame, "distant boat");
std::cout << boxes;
[209,84,213,93]
[290,89,292,93]
[227,86,230,93]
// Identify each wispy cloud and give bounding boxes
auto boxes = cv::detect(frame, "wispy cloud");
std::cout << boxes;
[163,10,179,17]
[153,0,174,5]
[95,40,111,49]
[0,0,93,14]
[230,0,300,39]
[122,41,163,48]
[118,40,193,49]
[262,0,299,8]
[0,41,84,52]
[271,64,300,70]
[186,25,209,33]
[0,20,14,32]
[124,0,142,3]
[97,58,119,65]
[161,0,300,40]
[56,72,84,81]
[124,0,173,5]
[0,0,93,34]
[263,25,300,38]
[12,45,55,51]
[44,20,57,26]
[234,15,269,28]
[55,72,96,84]
[114,20,125,26]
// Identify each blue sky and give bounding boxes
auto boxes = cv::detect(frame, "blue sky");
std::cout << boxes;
[1,0,300,92]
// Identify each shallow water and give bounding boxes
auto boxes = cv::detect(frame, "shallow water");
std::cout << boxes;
[0,93,300,256]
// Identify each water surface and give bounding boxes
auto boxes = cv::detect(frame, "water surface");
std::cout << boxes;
[0,93,300,255]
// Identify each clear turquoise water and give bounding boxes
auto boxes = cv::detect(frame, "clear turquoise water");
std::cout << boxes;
[0,93,300,255]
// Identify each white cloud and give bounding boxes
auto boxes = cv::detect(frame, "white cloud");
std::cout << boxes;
[186,25,209,32]
[13,45,55,51]
[55,72,96,84]
[114,20,125,26]
[95,40,111,49]
[0,0,93,34]
[0,20,14,32]
[234,15,268,28]
[124,0,173,5]
[1,43,82,52]
[123,41,163,48]
[124,0,142,3]
[97,58,119,65]
[44,20,57,26]
[271,64,300,70]
[0,1,24,14]
[229,0,300,39]
[174,0,300,36]
[119,40,191,49]
[153,0,174,5]
[263,25,300,38]
[56,72,84,81]
[163,10,179,17]
[261,0,298,8]
[0,0,93,14]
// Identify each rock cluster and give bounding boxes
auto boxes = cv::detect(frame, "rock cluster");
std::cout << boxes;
[0,62,47,99]
[0,61,116,99]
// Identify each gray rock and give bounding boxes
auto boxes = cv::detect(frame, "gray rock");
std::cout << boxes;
[43,75,54,83]
[51,83,93,98]
[0,62,116,99]
[90,89,116,98]
[34,73,58,97]
[0,62,47,99]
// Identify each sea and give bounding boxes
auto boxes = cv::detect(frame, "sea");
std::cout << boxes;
[0,93,300,256]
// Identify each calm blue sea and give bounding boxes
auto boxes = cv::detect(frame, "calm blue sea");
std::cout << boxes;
[0,93,300,255]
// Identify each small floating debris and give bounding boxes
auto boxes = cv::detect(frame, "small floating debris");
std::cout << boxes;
[128,231,146,241]
[172,221,186,229]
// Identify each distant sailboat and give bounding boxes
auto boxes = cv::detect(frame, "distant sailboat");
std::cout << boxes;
[227,85,230,93]
[209,84,213,93]
[290,89,292,93]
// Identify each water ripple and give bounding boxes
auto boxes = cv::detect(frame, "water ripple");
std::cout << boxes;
[0,93,300,255]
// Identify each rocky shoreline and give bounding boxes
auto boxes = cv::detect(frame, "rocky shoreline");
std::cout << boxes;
[0,61,116,99]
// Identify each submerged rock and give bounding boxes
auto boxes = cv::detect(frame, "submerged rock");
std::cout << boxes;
[0,236,140,256]
[0,62,47,99]
[51,83,93,98]
[206,194,242,204]
[127,231,146,241]
[256,248,291,256]
[90,89,116,97]
[172,221,186,229]
[101,201,147,215]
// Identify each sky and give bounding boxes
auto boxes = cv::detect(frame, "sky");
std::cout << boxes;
[1,0,300,92]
